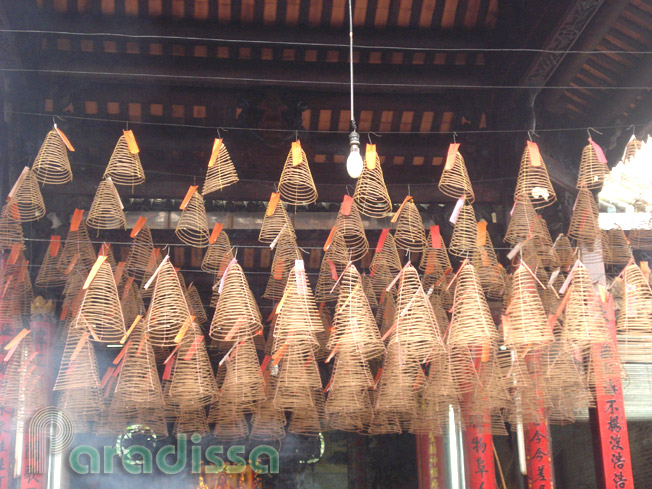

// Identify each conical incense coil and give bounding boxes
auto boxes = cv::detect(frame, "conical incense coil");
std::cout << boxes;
[562,263,610,349]
[514,141,556,208]
[53,325,102,391]
[201,229,234,275]
[552,234,576,271]
[369,231,403,298]
[393,198,426,252]
[6,168,46,222]
[334,197,369,261]
[168,325,218,407]
[263,228,302,302]
[219,338,265,408]
[174,407,210,437]
[600,230,612,265]
[568,187,600,249]
[471,224,502,296]
[186,283,207,324]
[315,304,333,360]
[438,143,474,202]
[125,224,155,282]
[87,178,126,230]
[504,194,544,245]
[103,132,145,186]
[145,257,192,347]
[447,263,498,348]
[212,404,249,441]
[314,230,349,303]
[278,140,318,205]
[429,293,450,335]
[250,376,287,441]
[121,280,144,327]
[202,138,239,195]
[259,193,295,244]
[113,320,165,407]
[56,387,103,433]
[0,204,24,252]
[628,227,652,250]
[577,140,609,189]
[58,217,98,272]
[271,261,321,354]
[606,228,631,266]
[36,236,67,288]
[420,226,451,275]
[622,134,642,164]
[386,263,444,362]
[210,262,262,342]
[376,289,397,338]
[374,342,424,419]
[361,273,378,308]
[273,344,323,411]
[288,390,326,436]
[616,264,652,361]
[328,265,385,361]
[503,265,553,350]
[0,334,38,410]
[31,128,73,184]
[449,203,478,258]
[175,188,209,248]
[75,259,126,342]
[353,143,392,218]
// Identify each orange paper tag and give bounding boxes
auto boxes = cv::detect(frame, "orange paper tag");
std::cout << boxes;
[477,221,487,247]
[179,186,198,210]
[324,226,337,251]
[209,222,224,244]
[131,216,147,238]
[430,225,442,249]
[266,192,281,217]
[123,129,139,154]
[526,140,542,167]
[444,143,461,170]
[69,332,90,364]
[3,329,30,351]
[59,302,70,321]
[114,261,126,284]
[208,138,223,168]
[70,209,84,232]
[260,354,272,373]
[184,335,204,361]
[49,235,61,257]
[291,141,302,166]
[376,228,389,254]
[162,356,175,380]
[174,315,194,344]
[113,340,131,365]
[83,255,108,290]
[121,276,134,302]
[273,258,285,280]
[18,260,28,283]
[341,195,354,216]
[121,315,142,344]
[56,127,75,152]
[327,259,338,281]
[365,144,377,170]
[391,196,412,224]
[8,242,21,264]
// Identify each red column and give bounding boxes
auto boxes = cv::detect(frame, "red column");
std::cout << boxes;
[416,433,447,489]
[525,414,555,489]
[0,322,16,489]
[463,412,496,489]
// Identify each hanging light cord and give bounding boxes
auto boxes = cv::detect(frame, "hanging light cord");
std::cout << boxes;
[348,0,357,133]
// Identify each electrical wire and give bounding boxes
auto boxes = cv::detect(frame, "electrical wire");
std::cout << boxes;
[4,28,652,55]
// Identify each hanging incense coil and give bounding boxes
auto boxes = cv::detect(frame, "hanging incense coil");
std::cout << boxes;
[32,128,73,184]
[58,219,98,272]
[174,407,210,437]
[87,178,126,230]
[274,344,323,411]
[75,259,126,342]
[503,265,553,350]
[376,289,397,338]
[552,234,576,271]
[315,304,333,360]
[186,283,207,325]
[250,376,287,441]
[54,325,102,391]
[121,280,144,327]
[568,187,600,250]
[334,198,369,261]
[606,228,631,266]
[145,258,192,347]
[361,273,378,308]
[57,387,103,433]
[36,237,67,288]
[562,263,610,349]
[202,138,239,195]
[628,226,652,250]
[471,224,502,296]
[616,264,652,362]
[622,134,642,164]
[577,140,609,189]
[175,190,210,248]
[125,224,155,282]
[219,338,265,409]
[0,335,37,409]
[438,144,474,202]
[6,168,46,222]
[514,141,556,208]
[420,227,451,276]
[504,194,544,245]
[353,144,392,218]
[0,204,24,252]
[393,199,427,252]
[263,228,302,302]
[213,405,250,441]
[210,262,262,342]
[599,230,612,265]
[328,265,385,361]
[288,390,326,436]
[449,203,478,258]
[315,230,349,303]
[369,232,403,298]
[259,194,295,244]
[201,230,234,275]
[103,133,145,186]
[278,141,318,205]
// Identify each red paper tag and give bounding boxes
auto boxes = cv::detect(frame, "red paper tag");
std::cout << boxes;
[184,335,204,360]
[589,138,608,164]
[430,225,441,249]
[324,226,337,251]
[70,209,84,232]
[8,243,21,264]
[50,235,61,257]
[131,216,147,238]
[209,222,224,244]
[273,258,285,280]
[444,143,461,170]
[179,186,199,210]
[260,355,272,372]
[327,259,338,281]
[340,195,354,216]
[376,229,390,254]
[477,221,487,246]
[391,196,413,224]
[162,356,175,380]
[114,261,126,284]
[526,140,543,167]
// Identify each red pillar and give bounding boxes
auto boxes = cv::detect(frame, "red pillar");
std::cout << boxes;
[416,433,447,489]
[463,412,496,489]
[525,414,555,489]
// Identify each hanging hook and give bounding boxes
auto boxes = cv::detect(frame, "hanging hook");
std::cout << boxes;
[452,131,458,144]
[587,127,603,139]
[217,127,228,139]
[125,120,129,131]
[295,130,299,141]
[345,184,353,196]
[626,124,636,135]
[52,115,65,128]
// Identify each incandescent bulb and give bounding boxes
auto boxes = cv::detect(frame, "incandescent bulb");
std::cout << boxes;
[347,145,364,178]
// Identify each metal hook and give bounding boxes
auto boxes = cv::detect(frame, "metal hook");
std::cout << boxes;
[52,115,65,128]
[452,131,458,143]
[528,131,533,141]
[626,124,635,135]
[217,127,228,139]
[125,120,129,131]
[345,184,353,196]
[587,127,603,139]
[295,130,299,141]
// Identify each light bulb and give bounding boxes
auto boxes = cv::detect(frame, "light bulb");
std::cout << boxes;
[347,130,363,178]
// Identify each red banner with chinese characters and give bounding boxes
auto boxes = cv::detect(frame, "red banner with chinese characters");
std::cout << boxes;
[525,414,555,489]
[463,412,496,489]
[416,433,447,489]
[0,253,15,489]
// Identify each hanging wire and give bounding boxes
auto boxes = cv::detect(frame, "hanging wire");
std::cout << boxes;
[348,0,357,132]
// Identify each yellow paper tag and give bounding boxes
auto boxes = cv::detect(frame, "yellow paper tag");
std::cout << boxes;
[291,141,302,167]
[56,127,75,152]
[365,144,377,170]
[123,130,139,154]
[208,138,223,168]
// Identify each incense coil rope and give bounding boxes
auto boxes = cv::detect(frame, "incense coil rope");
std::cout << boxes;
[369,231,402,296]
[353,149,392,218]
[175,191,210,248]
[419,229,451,276]
[7,169,46,223]
[202,139,239,195]
[125,224,155,282]
[103,135,145,186]
[0,204,24,252]
[87,179,126,230]
[212,404,249,441]
[75,260,126,343]
[315,230,349,303]
[274,344,323,411]
[56,387,103,434]
[606,228,631,266]
[438,148,474,203]
[616,264,652,362]
[35,239,66,288]
[577,141,609,189]
[174,407,210,437]
[200,231,234,275]
[186,283,207,324]
[552,234,575,271]
[219,338,265,408]
[121,280,144,326]
[250,375,287,441]
[263,228,302,302]
[394,200,426,252]
[54,325,102,391]
[449,203,478,257]
[278,142,318,205]
[259,201,295,244]
[335,200,369,261]
[210,263,262,342]
[288,390,326,436]
[504,194,543,245]
[361,273,378,308]
[32,129,73,184]
[514,142,556,208]
[57,220,98,273]
[568,187,600,250]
